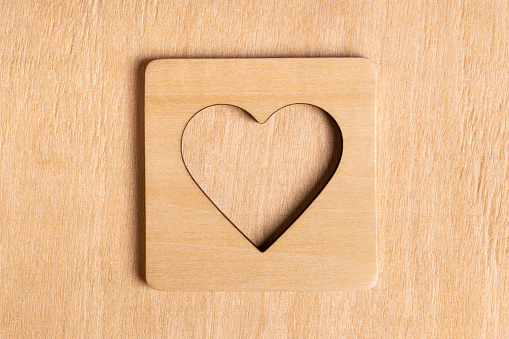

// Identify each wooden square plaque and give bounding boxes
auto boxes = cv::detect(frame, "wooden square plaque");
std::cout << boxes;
[145,58,376,290]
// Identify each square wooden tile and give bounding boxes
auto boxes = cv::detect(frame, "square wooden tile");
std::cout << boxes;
[145,58,377,290]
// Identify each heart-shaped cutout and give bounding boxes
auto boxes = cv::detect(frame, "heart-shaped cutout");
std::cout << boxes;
[181,104,342,251]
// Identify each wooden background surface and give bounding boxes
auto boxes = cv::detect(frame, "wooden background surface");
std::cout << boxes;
[1,1,508,337]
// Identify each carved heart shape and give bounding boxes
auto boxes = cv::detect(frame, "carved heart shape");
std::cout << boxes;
[181,104,342,251]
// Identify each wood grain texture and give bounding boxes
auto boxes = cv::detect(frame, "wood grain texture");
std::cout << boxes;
[1,0,508,337]
[182,104,341,250]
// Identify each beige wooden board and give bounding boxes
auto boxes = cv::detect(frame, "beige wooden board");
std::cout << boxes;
[145,58,376,290]
[1,0,509,337]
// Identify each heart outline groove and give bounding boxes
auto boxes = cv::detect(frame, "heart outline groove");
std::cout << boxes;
[181,103,343,252]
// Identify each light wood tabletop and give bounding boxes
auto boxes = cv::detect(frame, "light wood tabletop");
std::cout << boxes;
[1,1,508,337]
